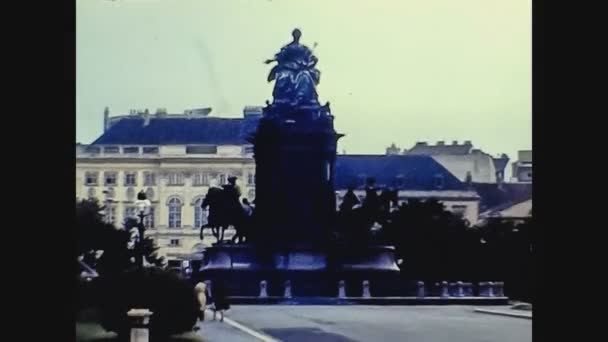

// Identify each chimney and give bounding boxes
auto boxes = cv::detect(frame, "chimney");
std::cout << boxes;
[437,141,445,146]
[386,143,401,155]
[142,109,150,126]
[243,106,263,119]
[103,107,110,132]
[415,142,427,146]
[464,140,472,146]
[465,171,473,186]
[471,149,481,154]
[452,140,458,145]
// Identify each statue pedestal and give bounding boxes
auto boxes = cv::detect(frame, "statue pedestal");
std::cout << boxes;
[250,104,341,246]
[198,103,400,297]
[199,244,400,297]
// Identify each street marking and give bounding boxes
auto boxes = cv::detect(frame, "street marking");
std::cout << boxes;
[205,309,281,342]
[473,308,532,319]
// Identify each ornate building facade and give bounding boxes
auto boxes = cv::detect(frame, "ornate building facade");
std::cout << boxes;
[77,106,500,261]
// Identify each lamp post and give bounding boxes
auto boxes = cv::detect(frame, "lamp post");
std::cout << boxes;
[134,190,151,269]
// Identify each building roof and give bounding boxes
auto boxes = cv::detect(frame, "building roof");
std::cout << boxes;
[334,155,467,190]
[406,141,473,155]
[473,182,532,214]
[431,154,498,183]
[91,116,260,146]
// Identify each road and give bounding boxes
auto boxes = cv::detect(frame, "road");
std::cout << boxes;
[216,305,531,342]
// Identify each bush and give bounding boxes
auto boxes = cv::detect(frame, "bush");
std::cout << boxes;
[97,267,199,339]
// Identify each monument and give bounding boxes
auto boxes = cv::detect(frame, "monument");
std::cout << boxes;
[199,29,400,298]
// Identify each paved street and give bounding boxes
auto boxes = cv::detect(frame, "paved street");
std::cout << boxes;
[195,316,260,342]
[223,305,531,342]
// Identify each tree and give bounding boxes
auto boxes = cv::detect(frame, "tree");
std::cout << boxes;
[382,198,475,282]
[76,199,165,277]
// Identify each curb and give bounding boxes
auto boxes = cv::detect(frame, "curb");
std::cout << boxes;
[226,296,510,305]
[205,309,281,342]
[473,308,532,320]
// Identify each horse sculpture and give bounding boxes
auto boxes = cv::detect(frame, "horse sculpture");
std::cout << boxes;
[200,181,250,244]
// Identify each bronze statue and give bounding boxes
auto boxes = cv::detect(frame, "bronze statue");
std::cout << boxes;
[265,29,321,107]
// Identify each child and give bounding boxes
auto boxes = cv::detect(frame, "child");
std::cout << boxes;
[194,282,207,322]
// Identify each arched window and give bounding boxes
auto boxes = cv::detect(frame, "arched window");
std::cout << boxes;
[194,197,208,229]
[105,187,115,200]
[146,187,155,201]
[168,197,182,228]
[126,187,135,202]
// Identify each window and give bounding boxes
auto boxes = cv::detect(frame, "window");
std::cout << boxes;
[85,172,99,186]
[433,174,445,189]
[104,146,119,154]
[123,146,139,154]
[142,147,159,154]
[126,187,136,202]
[247,173,255,185]
[168,173,184,186]
[85,146,101,154]
[248,189,255,200]
[527,172,532,178]
[124,206,137,220]
[104,188,115,200]
[170,239,180,246]
[143,172,156,186]
[219,174,227,185]
[124,172,137,186]
[144,206,155,228]
[168,198,182,228]
[244,146,254,154]
[87,187,96,198]
[452,205,467,218]
[145,187,155,201]
[194,198,208,228]
[193,172,209,186]
[186,145,217,154]
[104,172,117,186]
[104,206,116,225]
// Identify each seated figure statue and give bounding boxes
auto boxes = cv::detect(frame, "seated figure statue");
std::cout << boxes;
[265,29,321,107]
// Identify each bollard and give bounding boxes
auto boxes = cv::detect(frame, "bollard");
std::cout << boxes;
[259,280,268,298]
[448,282,458,297]
[440,281,449,298]
[456,281,464,297]
[283,280,292,298]
[127,309,153,342]
[338,280,346,298]
[362,280,371,298]
[493,281,505,297]
[479,282,494,297]
[416,281,425,298]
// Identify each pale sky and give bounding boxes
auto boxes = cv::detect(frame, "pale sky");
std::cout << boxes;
[76,0,531,160]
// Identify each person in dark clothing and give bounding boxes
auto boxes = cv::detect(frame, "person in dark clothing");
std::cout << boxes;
[210,281,230,322]
[339,187,360,212]
[363,178,380,212]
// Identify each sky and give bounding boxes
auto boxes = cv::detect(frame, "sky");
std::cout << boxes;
[76,0,531,161]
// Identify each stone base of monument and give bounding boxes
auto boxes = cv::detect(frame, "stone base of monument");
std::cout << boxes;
[197,244,509,304]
